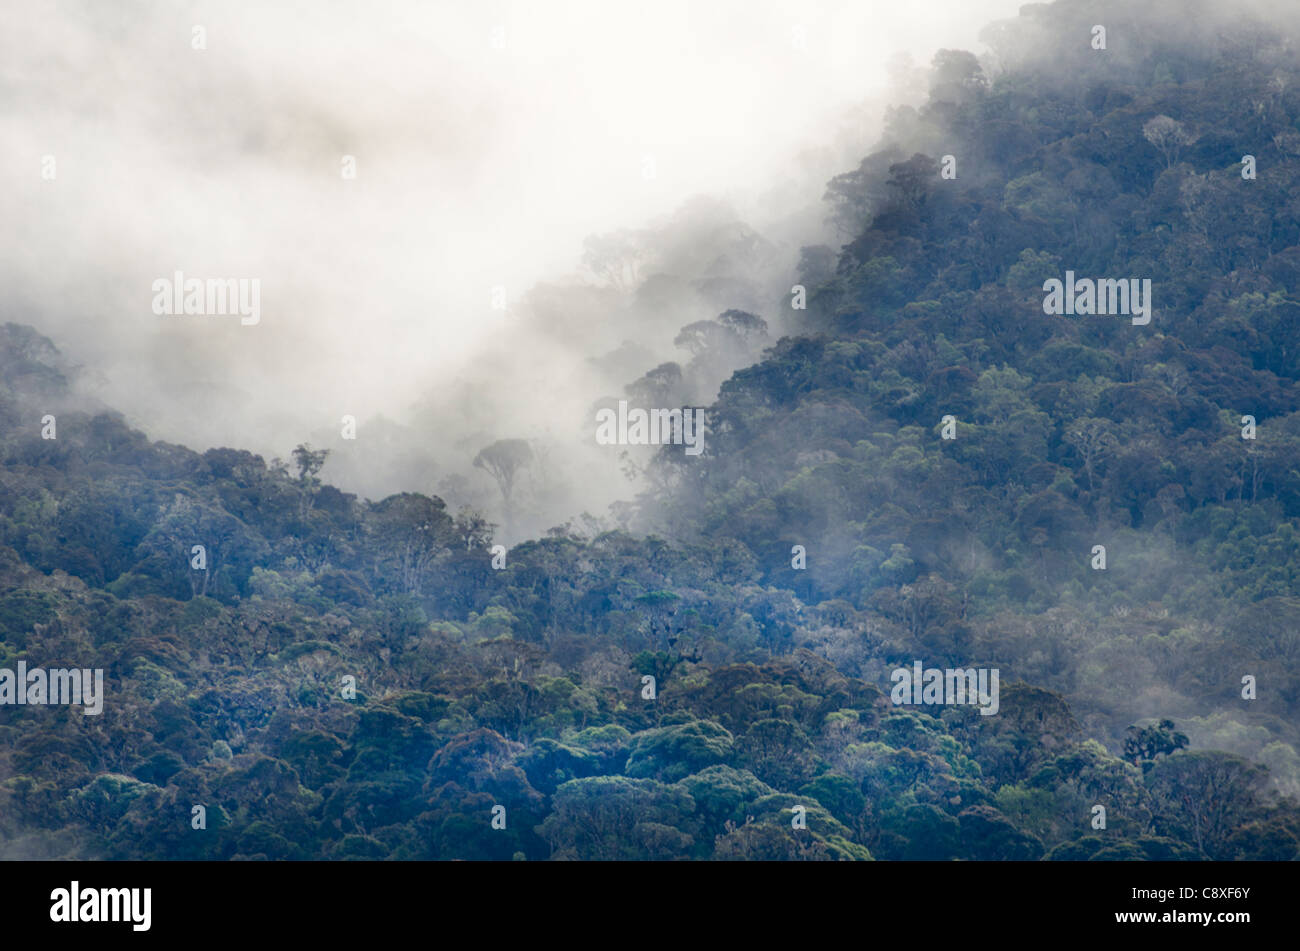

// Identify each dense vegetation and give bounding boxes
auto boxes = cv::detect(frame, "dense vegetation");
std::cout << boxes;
[3,0,1300,860]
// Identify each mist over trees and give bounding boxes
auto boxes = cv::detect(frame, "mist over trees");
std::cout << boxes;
[3,0,1300,861]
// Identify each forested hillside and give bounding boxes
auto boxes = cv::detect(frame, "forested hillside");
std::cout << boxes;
[3,0,1300,860]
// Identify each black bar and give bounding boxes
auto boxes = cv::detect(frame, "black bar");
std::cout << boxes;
[3,860,1285,938]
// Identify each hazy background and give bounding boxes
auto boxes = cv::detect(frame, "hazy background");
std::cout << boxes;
[0,0,1026,539]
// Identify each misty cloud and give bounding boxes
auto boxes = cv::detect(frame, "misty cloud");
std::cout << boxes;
[0,0,1025,538]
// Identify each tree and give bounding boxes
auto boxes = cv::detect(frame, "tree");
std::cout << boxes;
[1142,115,1196,169]
[887,153,940,210]
[928,49,987,102]
[624,720,734,782]
[674,320,739,358]
[822,146,905,237]
[1124,719,1189,766]
[135,493,268,598]
[292,444,329,485]
[366,493,457,596]
[473,439,533,529]
[1065,417,1118,492]
[580,230,649,292]
[1146,752,1270,859]
[538,776,696,860]
[291,444,330,516]
[735,718,816,789]
[958,805,1044,860]
[625,362,684,407]
[716,309,769,343]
